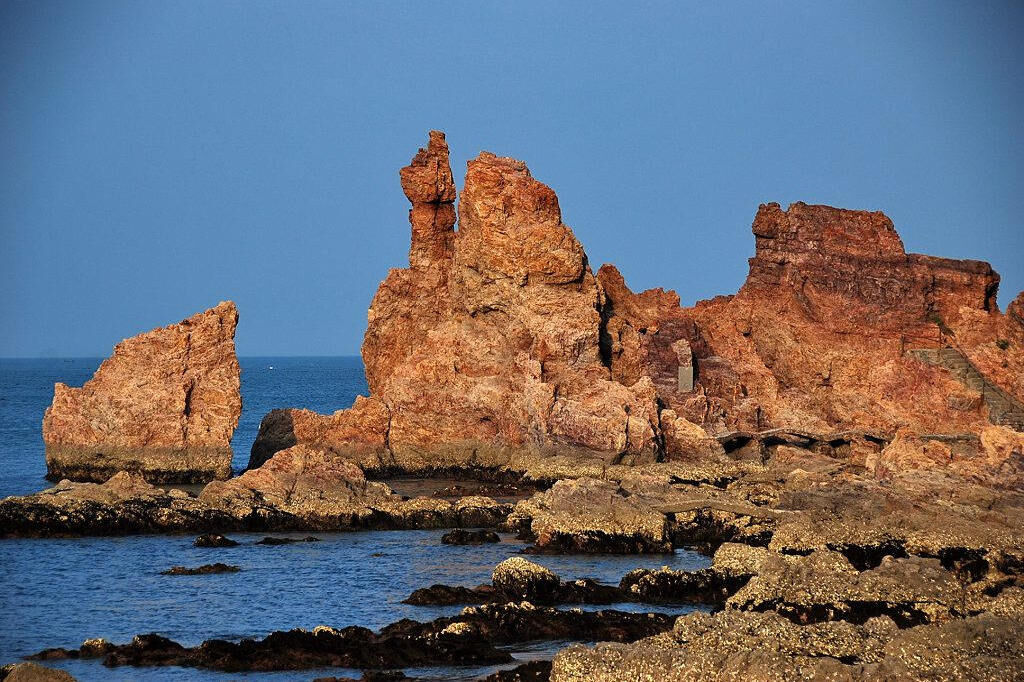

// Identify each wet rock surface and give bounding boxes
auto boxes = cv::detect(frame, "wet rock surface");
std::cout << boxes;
[404,558,739,609]
[31,602,672,673]
[0,463,512,537]
[482,660,553,681]
[160,563,240,575]
[441,528,500,545]
[256,536,320,545]
[193,533,237,547]
[43,302,241,484]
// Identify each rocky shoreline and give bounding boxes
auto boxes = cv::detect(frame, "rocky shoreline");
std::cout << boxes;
[4,130,1024,680]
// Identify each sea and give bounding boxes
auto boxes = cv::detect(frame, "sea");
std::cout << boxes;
[0,358,709,681]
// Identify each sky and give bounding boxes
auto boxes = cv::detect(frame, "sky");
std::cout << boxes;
[1,1,1022,357]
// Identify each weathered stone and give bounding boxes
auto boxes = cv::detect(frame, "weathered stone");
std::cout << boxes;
[491,557,560,602]
[44,302,241,483]
[1,662,77,682]
[507,478,671,553]
[161,563,239,575]
[441,528,500,545]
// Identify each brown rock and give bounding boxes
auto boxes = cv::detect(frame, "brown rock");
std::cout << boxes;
[1,662,77,682]
[507,478,671,553]
[257,133,663,472]
[43,302,241,483]
[249,134,1024,483]
[201,444,393,522]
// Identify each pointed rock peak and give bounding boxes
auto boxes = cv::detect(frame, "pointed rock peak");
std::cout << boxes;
[400,130,455,204]
[457,149,589,286]
[461,150,560,229]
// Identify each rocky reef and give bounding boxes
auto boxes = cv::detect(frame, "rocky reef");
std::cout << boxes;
[43,301,241,484]
[6,131,1024,681]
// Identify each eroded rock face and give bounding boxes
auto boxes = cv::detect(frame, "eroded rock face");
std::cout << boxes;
[549,611,1024,682]
[255,132,674,471]
[44,302,241,483]
[251,132,1024,482]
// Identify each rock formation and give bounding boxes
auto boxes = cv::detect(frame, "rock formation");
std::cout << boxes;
[250,131,1023,482]
[251,132,706,472]
[43,302,241,483]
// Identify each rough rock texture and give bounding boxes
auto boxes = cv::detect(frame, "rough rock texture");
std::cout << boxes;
[0,662,77,682]
[668,202,1011,436]
[44,302,241,483]
[250,133,1023,490]
[34,603,672,673]
[252,132,683,472]
[491,557,560,602]
[506,478,672,553]
[550,610,1024,682]
[0,463,510,537]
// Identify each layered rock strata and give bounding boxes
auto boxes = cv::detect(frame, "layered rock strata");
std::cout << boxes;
[43,302,241,483]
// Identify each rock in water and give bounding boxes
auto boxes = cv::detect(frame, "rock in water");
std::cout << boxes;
[160,563,240,575]
[43,302,241,483]
[491,557,560,602]
[441,528,500,545]
[1,662,77,681]
[193,533,238,548]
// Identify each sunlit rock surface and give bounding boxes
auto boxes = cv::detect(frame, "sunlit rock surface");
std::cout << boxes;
[43,302,241,483]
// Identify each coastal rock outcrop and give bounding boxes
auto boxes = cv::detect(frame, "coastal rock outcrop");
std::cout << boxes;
[250,132,1023,486]
[632,201,1009,436]
[43,302,241,483]
[252,132,675,474]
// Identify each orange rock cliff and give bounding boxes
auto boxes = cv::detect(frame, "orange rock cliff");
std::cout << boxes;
[249,131,1024,475]
[43,302,241,483]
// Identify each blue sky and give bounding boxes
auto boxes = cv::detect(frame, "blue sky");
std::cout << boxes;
[2,1,1021,357]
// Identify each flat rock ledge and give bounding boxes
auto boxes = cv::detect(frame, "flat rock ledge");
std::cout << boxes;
[0,463,510,537]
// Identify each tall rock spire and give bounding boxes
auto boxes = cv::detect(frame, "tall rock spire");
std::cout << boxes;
[399,130,456,269]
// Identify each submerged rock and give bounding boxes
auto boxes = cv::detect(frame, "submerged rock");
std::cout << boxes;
[161,563,240,575]
[193,533,238,548]
[482,660,552,681]
[441,528,500,545]
[256,536,320,545]
[43,302,241,484]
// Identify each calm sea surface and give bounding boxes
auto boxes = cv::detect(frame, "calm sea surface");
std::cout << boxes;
[0,358,708,680]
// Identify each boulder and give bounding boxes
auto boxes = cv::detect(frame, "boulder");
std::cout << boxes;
[507,478,671,553]
[1,662,77,682]
[43,302,241,483]
[491,557,560,602]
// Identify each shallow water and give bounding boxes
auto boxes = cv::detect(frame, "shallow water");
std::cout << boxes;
[0,358,710,679]
[0,356,368,498]
[1,530,709,680]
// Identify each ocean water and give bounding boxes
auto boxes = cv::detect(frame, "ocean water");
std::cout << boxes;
[0,358,710,680]
[0,356,368,498]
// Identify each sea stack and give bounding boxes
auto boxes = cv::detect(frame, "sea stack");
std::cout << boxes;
[43,301,242,483]
[249,131,1024,478]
